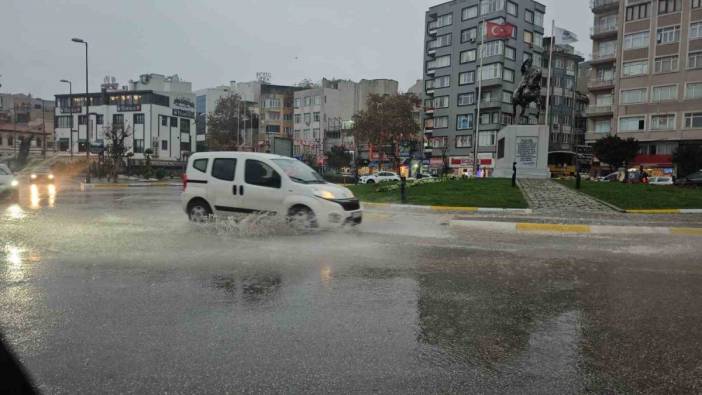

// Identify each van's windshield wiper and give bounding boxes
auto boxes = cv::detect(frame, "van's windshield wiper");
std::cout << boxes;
[289,176,311,184]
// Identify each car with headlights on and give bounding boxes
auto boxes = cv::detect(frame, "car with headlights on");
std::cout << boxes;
[28,168,56,184]
[0,164,20,200]
[181,152,362,229]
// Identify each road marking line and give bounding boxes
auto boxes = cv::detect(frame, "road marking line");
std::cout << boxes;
[670,227,702,236]
[627,209,681,214]
[516,223,591,234]
[431,206,479,212]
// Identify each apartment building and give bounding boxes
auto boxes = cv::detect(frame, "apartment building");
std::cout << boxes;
[54,74,196,162]
[423,0,546,175]
[0,93,55,160]
[587,0,702,175]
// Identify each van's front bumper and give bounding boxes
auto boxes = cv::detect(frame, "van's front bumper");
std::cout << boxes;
[314,198,362,228]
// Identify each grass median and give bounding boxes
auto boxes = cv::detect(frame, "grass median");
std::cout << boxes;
[557,179,702,209]
[348,178,528,208]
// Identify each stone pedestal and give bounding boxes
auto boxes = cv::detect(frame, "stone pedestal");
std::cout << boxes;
[492,125,551,179]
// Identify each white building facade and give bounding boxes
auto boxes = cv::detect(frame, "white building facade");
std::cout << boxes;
[54,74,196,162]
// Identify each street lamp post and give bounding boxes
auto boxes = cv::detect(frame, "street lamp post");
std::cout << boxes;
[72,38,90,183]
[60,79,73,159]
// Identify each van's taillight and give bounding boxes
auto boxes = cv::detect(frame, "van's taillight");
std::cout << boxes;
[182,173,188,190]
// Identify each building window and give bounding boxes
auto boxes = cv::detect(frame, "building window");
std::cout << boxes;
[621,88,648,104]
[619,116,646,131]
[314,96,321,105]
[689,22,702,40]
[434,116,449,129]
[480,112,500,125]
[458,93,475,106]
[525,9,534,23]
[430,75,450,89]
[622,60,649,77]
[57,116,72,128]
[694,0,702,8]
[456,114,473,130]
[595,119,611,133]
[461,28,478,43]
[687,82,702,99]
[502,91,512,104]
[626,3,649,21]
[462,5,478,20]
[294,114,302,123]
[480,63,503,81]
[654,55,679,73]
[652,85,678,102]
[304,96,312,107]
[534,11,544,27]
[685,112,702,128]
[503,68,515,82]
[313,112,320,122]
[431,136,448,149]
[294,98,301,108]
[433,96,449,108]
[133,113,145,124]
[689,51,702,69]
[134,139,144,153]
[78,115,87,125]
[428,13,452,29]
[479,131,497,147]
[460,49,477,63]
[481,40,504,57]
[427,55,451,69]
[161,116,168,126]
[505,46,516,60]
[170,117,178,127]
[459,71,475,85]
[657,26,680,44]
[523,31,533,45]
[506,1,517,16]
[658,0,681,14]
[161,140,167,151]
[112,114,124,127]
[651,114,676,130]
[180,119,191,134]
[429,33,452,49]
[624,31,650,50]
[456,135,473,148]
[480,0,505,15]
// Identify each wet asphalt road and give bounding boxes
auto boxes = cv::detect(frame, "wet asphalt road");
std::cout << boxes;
[1,184,702,394]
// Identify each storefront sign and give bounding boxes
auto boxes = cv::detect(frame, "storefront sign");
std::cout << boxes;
[449,156,474,168]
[515,137,538,168]
[478,153,494,168]
[117,104,141,112]
[173,97,194,109]
[172,108,195,119]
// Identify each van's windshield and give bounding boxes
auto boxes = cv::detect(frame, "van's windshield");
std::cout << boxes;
[272,159,326,184]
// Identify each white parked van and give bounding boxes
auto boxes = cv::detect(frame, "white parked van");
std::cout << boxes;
[181,152,362,229]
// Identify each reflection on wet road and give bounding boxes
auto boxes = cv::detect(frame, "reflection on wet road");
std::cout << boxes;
[1,188,701,393]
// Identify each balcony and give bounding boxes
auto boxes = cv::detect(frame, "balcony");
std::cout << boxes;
[425,88,435,96]
[590,24,618,39]
[478,100,503,110]
[426,68,436,76]
[588,78,615,90]
[424,107,435,115]
[591,51,617,64]
[427,48,437,57]
[590,0,619,13]
[586,105,614,116]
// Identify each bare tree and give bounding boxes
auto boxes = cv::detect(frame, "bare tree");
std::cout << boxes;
[104,124,132,183]
[207,94,246,151]
[17,135,34,166]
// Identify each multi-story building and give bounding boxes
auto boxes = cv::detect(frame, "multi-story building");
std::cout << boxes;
[54,73,196,162]
[541,37,588,165]
[194,82,236,151]
[587,0,702,176]
[235,81,302,152]
[292,78,399,165]
[0,93,54,160]
[423,0,546,176]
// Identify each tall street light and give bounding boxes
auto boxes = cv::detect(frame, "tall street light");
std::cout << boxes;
[72,37,90,183]
[60,79,73,158]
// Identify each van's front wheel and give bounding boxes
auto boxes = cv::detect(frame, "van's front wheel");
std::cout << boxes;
[287,206,317,231]
[188,200,212,223]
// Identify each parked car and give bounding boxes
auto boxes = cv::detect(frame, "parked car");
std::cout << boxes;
[648,176,674,186]
[675,171,702,187]
[358,171,401,184]
[181,152,362,229]
[0,164,20,200]
[596,172,619,182]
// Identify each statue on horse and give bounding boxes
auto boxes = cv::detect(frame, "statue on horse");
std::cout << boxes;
[511,57,543,124]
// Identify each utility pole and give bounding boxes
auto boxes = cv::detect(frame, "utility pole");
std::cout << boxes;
[72,38,90,183]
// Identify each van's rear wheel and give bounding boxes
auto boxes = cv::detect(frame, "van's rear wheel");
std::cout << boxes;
[287,206,317,231]
[188,200,212,223]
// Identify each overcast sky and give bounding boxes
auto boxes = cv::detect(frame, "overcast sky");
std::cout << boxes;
[0,0,591,99]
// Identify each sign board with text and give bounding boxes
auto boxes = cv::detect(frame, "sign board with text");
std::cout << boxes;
[515,137,538,168]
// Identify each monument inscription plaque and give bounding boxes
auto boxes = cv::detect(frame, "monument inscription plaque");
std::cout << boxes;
[516,137,538,168]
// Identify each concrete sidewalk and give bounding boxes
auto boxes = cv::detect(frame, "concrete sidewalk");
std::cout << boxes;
[362,202,533,214]
[81,182,181,191]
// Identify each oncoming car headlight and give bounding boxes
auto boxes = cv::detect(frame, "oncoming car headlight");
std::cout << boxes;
[30,174,37,180]
[10,179,19,188]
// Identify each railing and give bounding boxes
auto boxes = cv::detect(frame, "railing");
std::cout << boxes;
[588,79,615,89]
[591,24,617,36]
[587,105,614,115]
[592,51,617,61]
[590,0,619,11]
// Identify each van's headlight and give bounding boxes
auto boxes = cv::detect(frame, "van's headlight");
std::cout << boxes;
[10,179,19,188]
[314,190,336,200]
[30,174,37,180]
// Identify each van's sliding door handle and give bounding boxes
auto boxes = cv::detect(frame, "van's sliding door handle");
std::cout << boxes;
[239,185,244,195]
[232,185,237,195]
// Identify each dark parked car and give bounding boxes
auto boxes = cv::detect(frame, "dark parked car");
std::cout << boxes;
[675,171,702,186]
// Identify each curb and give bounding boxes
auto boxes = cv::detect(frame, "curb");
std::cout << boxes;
[81,182,181,191]
[362,202,533,214]
[449,219,702,236]
[626,209,702,214]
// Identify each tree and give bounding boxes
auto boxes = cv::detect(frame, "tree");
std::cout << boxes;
[325,146,352,171]
[207,94,246,151]
[104,124,132,183]
[143,149,154,179]
[17,135,34,166]
[592,136,639,172]
[296,78,319,88]
[352,93,421,172]
[673,145,702,177]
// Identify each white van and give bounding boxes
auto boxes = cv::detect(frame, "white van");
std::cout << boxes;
[181,152,362,229]
[0,164,20,198]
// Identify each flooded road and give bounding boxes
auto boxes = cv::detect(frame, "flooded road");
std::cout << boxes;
[1,187,701,393]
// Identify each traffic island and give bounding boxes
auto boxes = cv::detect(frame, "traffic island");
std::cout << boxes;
[557,179,702,212]
[450,219,702,237]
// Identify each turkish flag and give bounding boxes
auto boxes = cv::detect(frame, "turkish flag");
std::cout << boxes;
[486,22,514,39]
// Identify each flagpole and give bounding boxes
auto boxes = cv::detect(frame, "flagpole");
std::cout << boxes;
[474,16,485,176]
[545,19,555,128]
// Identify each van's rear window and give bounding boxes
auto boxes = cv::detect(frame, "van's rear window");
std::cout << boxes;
[192,159,208,173]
